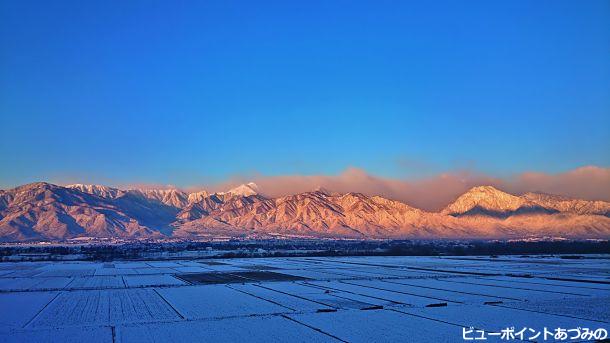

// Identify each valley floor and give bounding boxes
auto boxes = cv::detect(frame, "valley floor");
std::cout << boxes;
[0,255,608,342]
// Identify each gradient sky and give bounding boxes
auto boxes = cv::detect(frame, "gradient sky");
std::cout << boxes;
[1,0,609,189]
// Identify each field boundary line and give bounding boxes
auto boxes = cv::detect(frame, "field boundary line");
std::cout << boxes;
[153,288,185,319]
[22,291,61,328]
[281,314,347,342]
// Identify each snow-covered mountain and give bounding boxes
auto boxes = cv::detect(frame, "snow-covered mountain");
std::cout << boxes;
[176,191,438,239]
[442,186,555,217]
[222,182,260,197]
[1,182,609,241]
[66,184,125,199]
[522,192,610,217]
[187,190,209,204]
[0,183,173,241]
[67,184,208,209]
[126,188,190,208]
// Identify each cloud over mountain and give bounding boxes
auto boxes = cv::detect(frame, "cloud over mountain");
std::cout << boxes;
[190,166,610,211]
[505,166,610,202]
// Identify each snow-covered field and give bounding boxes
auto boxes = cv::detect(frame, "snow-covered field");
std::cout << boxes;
[0,255,608,342]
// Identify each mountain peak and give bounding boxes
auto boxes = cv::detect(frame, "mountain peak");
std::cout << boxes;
[11,182,60,195]
[443,185,525,216]
[465,185,505,194]
[226,182,259,197]
[19,182,54,190]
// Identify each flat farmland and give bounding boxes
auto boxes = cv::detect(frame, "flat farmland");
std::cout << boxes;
[0,255,608,342]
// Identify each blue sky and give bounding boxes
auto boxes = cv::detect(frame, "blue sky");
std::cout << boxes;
[1,0,609,188]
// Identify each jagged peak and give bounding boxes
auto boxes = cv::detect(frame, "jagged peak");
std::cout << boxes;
[65,184,125,199]
[67,184,101,189]
[66,183,118,191]
[187,190,210,203]
[135,188,183,194]
[189,190,209,195]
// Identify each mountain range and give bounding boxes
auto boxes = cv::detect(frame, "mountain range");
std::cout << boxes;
[0,182,609,242]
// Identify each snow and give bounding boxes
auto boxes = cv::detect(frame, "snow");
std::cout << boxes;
[29,289,181,328]
[277,269,351,280]
[145,261,182,268]
[0,292,57,330]
[134,267,179,275]
[66,276,125,290]
[28,277,73,291]
[401,304,609,334]
[156,285,290,319]
[287,309,459,342]
[116,315,334,343]
[114,262,150,269]
[345,279,503,304]
[2,268,44,278]
[1,326,113,343]
[227,283,335,312]
[36,269,95,277]
[1,255,608,342]
[171,266,210,273]
[305,279,452,307]
[223,182,259,196]
[255,282,379,310]
[392,278,586,301]
[94,268,140,276]
[439,277,597,296]
[480,275,610,292]
[501,296,610,322]
[123,274,185,287]
[193,263,247,272]
[0,277,45,291]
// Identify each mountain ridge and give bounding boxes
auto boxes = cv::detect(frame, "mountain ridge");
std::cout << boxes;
[1,182,609,242]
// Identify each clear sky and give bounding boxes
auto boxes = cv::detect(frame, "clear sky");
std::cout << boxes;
[1,0,609,188]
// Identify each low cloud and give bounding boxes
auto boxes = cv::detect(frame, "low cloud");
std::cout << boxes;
[503,166,610,202]
[192,166,610,211]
